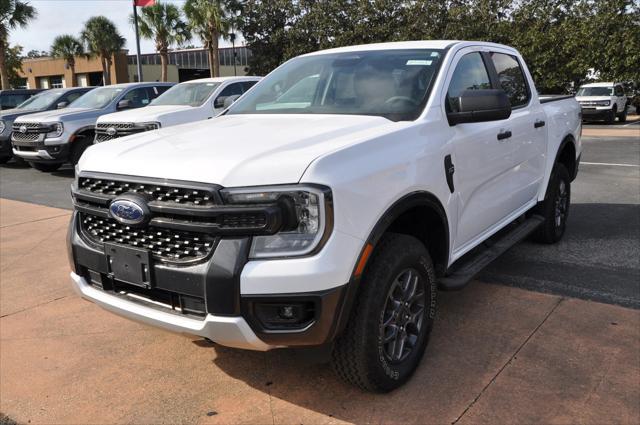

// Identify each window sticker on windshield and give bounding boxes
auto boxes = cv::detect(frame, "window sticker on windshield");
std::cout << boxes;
[206,83,215,86]
[406,60,432,66]
[142,99,149,104]
[431,52,440,57]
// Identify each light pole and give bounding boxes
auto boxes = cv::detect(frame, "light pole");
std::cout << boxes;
[230,33,237,76]
[132,0,144,82]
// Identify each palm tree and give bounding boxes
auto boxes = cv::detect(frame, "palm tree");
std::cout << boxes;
[184,0,237,78]
[50,35,84,87]
[0,0,37,89]
[81,16,125,85]
[132,2,191,82]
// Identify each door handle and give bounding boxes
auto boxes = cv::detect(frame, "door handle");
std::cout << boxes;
[497,130,512,141]
[534,120,546,128]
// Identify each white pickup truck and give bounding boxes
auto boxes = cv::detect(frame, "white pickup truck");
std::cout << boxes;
[94,77,260,143]
[68,41,581,392]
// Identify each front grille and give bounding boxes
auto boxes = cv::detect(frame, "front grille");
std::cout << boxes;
[12,122,45,131]
[80,213,216,262]
[12,132,41,142]
[78,176,217,207]
[95,122,152,143]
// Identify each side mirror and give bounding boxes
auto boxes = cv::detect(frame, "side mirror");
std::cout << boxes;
[223,94,241,109]
[447,89,511,125]
[56,101,68,109]
[213,96,226,109]
[117,99,131,110]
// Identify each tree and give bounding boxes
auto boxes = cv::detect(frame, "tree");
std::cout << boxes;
[81,16,125,85]
[133,1,190,82]
[0,0,37,89]
[4,43,24,87]
[26,49,47,58]
[184,0,237,78]
[50,35,84,87]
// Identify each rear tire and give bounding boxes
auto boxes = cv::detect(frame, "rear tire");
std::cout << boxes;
[332,233,437,392]
[532,163,570,244]
[29,162,62,172]
[0,156,10,164]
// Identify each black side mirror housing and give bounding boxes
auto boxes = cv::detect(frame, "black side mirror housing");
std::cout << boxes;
[214,96,226,109]
[223,94,241,109]
[447,89,511,125]
[56,101,68,109]
[117,99,131,110]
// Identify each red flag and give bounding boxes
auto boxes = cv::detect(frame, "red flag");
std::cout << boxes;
[134,0,155,6]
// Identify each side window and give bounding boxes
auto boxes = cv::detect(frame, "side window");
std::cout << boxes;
[615,85,624,96]
[446,52,491,113]
[122,87,151,108]
[490,53,530,108]
[64,92,84,104]
[1,94,29,109]
[214,83,244,107]
[241,81,258,93]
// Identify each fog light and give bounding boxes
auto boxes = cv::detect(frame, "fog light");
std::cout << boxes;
[254,301,315,330]
[279,305,295,319]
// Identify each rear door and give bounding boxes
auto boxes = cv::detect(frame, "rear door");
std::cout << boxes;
[487,51,546,212]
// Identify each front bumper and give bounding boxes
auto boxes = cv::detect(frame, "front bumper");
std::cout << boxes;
[11,139,70,163]
[581,107,611,120]
[68,211,351,350]
[70,271,271,350]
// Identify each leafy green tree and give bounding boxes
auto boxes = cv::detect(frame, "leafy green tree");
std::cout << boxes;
[0,0,37,89]
[26,49,47,58]
[4,43,24,87]
[81,16,126,85]
[50,35,84,87]
[133,1,191,82]
[184,0,238,77]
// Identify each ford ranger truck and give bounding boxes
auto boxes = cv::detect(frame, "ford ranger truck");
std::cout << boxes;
[68,41,582,392]
[94,77,261,143]
[0,87,93,163]
[576,82,628,123]
[11,82,173,172]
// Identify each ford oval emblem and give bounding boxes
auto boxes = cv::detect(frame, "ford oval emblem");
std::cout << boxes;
[109,199,146,225]
[106,127,117,137]
[19,125,27,134]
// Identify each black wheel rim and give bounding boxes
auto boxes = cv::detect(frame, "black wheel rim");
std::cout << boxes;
[380,268,426,364]
[555,179,568,228]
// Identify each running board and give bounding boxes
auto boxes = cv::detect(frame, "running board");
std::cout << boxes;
[438,215,544,291]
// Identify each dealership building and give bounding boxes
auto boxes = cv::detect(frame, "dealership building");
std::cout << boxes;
[16,46,251,88]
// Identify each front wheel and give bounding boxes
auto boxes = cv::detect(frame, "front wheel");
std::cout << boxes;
[532,163,570,244]
[29,162,62,172]
[606,106,617,124]
[618,106,627,123]
[332,233,437,392]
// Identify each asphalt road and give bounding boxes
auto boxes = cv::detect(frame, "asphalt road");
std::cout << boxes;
[1,127,638,308]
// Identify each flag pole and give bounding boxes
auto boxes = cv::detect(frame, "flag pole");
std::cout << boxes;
[132,0,144,82]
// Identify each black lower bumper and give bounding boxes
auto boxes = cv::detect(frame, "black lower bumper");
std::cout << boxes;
[68,212,347,347]
[581,108,611,121]
[0,135,12,158]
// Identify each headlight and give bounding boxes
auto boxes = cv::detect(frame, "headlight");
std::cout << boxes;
[595,100,611,106]
[47,122,64,138]
[221,185,333,258]
[0,120,5,134]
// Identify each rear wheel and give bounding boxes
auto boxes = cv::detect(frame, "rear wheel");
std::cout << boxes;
[532,163,570,244]
[29,162,62,172]
[332,233,437,392]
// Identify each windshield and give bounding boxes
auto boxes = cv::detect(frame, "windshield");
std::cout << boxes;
[577,86,613,96]
[228,49,444,121]
[69,86,124,109]
[152,82,220,106]
[16,90,64,110]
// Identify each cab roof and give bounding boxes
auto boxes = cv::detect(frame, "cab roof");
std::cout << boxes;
[181,76,261,84]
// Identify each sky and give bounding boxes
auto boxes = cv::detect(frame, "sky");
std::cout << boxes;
[9,0,241,56]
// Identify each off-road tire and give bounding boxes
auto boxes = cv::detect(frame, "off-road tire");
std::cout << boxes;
[0,156,10,164]
[618,106,627,122]
[532,163,570,244]
[332,233,437,392]
[606,106,617,124]
[70,134,93,166]
[29,162,62,172]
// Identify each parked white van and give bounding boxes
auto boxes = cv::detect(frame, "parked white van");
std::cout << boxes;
[94,76,261,143]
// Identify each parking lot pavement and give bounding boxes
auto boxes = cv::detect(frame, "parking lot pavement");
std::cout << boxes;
[1,199,638,424]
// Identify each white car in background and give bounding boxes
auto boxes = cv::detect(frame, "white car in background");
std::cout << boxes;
[575,82,628,123]
[94,76,261,143]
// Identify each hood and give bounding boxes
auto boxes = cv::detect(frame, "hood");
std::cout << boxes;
[0,107,46,121]
[80,114,400,187]
[15,107,99,123]
[97,105,195,125]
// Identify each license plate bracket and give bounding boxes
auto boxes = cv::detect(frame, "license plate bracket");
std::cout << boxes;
[105,243,153,288]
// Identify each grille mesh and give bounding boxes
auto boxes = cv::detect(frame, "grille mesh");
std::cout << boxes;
[78,177,217,206]
[97,122,136,130]
[81,213,216,262]
[12,132,41,142]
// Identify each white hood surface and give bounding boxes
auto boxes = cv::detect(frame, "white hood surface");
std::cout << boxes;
[575,96,612,103]
[80,114,399,187]
[15,107,97,123]
[98,105,197,125]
